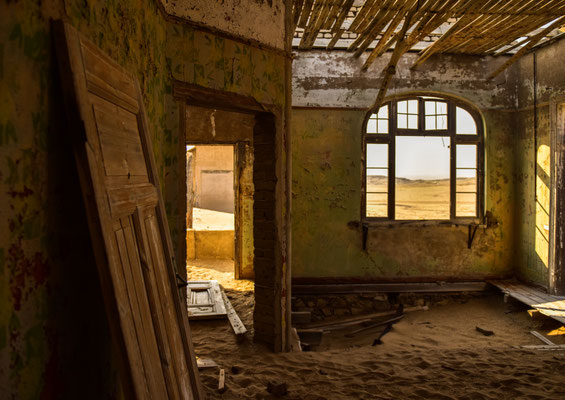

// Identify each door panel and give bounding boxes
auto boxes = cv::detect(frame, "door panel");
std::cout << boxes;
[54,20,202,399]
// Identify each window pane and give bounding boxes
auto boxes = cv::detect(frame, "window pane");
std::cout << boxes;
[396,136,450,220]
[437,102,447,114]
[398,100,407,113]
[367,118,377,133]
[367,144,388,167]
[367,193,387,217]
[456,107,477,135]
[425,101,435,115]
[377,105,388,119]
[425,115,436,130]
[378,120,388,134]
[456,145,477,168]
[367,168,388,193]
[437,115,447,130]
[398,114,407,129]
[456,193,477,217]
[408,100,418,114]
[408,115,418,129]
[456,169,477,192]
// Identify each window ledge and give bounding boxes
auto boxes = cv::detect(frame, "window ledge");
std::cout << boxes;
[362,218,484,228]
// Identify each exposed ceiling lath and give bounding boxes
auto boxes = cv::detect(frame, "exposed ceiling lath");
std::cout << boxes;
[292,0,565,107]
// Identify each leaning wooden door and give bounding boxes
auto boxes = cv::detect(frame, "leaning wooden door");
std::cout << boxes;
[54,21,202,399]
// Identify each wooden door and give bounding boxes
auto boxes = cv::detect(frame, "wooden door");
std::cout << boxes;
[54,21,202,399]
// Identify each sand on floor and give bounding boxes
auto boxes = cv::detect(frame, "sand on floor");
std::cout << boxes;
[186,262,565,399]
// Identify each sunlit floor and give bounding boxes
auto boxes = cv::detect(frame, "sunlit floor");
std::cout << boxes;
[188,290,565,399]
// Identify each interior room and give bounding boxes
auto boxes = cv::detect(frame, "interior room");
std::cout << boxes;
[3,0,565,399]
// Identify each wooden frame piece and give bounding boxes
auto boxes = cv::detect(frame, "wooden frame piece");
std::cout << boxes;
[53,20,202,399]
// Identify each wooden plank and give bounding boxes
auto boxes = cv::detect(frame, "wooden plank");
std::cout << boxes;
[54,20,202,399]
[218,369,226,393]
[490,279,565,326]
[187,280,227,320]
[221,290,247,335]
[530,331,556,346]
[293,281,489,294]
[301,305,428,330]
[196,358,218,369]
[292,311,312,325]
[516,345,565,350]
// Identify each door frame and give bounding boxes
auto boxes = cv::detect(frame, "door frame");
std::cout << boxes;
[173,80,289,351]
[549,96,565,295]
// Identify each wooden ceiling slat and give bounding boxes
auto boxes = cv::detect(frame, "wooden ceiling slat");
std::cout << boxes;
[297,0,315,28]
[331,0,356,33]
[354,0,418,57]
[348,0,380,33]
[293,0,305,30]
[488,15,565,79]
[451,0,562,54]
[347,0,399,52]
[294,0,565,77]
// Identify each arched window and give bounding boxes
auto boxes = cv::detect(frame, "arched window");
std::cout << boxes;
[363,95,484,221]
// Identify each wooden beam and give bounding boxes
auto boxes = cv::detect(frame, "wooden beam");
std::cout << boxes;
[488,15,565,79]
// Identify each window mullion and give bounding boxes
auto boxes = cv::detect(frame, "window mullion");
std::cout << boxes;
[449,101,456,220]
[389,102,396,220]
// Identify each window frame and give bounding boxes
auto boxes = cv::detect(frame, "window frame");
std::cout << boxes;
[362,95,485,224]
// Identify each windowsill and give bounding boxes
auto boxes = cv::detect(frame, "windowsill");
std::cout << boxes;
[362,218,484,228]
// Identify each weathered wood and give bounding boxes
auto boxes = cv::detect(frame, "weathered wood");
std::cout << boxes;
[293,281,489,294]
[530,331,556,346]
[292,311,312,325]
[218,369,226,393]
[301,305,428,330]
[222,290,247,335]
[187,280,227,320]
[196,358,218,369]
[489,279,565,325]
[345,314,404,337]
[54,20,202,399]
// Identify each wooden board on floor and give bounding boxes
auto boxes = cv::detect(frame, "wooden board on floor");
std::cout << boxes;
[489,279,565,325]
[54,20,202,399]
[187,280,227,320]
[221,290,247,335]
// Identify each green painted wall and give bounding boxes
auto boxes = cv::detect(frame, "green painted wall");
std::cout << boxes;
[0,0,287,397]
[292,108,515,280]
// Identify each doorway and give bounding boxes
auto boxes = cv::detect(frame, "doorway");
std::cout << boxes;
[186,144,236,263]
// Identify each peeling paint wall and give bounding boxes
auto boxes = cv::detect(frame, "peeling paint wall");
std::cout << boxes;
[292,52,516,281]
[1,0,167,398]
[514,38,565,287]
[161,0,285,50]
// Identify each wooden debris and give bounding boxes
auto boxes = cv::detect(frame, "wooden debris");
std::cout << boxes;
[187,280,227,320]
[345,314,404,337]
[516,345,565,350]
[221,290,247,335]
[218,368,226,393]
[476,326,494,336]
[301,305,428,331]
[530,331,556,346]
[372,323,394,346]
[196,357,218,369]
[292,311,312,325]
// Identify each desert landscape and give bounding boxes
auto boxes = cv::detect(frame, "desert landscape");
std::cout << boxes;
[367,176,477,219]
